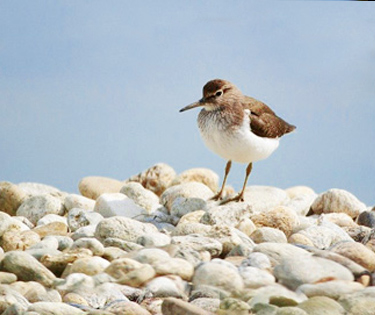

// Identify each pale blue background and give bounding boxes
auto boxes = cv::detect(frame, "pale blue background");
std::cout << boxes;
[1,1,374,205]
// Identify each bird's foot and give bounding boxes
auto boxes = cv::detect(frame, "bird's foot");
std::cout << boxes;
[210,191,224,201]
[219,193,245,205]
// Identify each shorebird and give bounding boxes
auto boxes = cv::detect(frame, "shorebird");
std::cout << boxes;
[179,79,296,204]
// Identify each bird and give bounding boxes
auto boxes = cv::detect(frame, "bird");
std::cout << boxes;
[179,79,296,204]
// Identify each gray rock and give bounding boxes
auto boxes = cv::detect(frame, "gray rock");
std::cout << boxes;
[338,287,375,315]
[137,232,171,247]
[241,252,272,270]
[170,197,207,217]
[218,298,251,315]
[28,235,59,251]
[120,182,160,213]
[0,285,30,313]
[297,296,346,315]
[239,266,275,288]
[145,277,188,299]
[71,224,97,240]
[357,210,375,228]
[190,297,220,313]
[171,234,222,257]
[251,227,288,243]
[102,237,144,252]
[71,237,105,256]
[297,280,364,299]
[53,236,74,251]
[67,208,103,232]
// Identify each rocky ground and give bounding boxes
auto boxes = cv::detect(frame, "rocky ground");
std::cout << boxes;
[0,162,375,315]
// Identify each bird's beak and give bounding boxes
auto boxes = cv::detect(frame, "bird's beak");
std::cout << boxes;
[179,99,205,113]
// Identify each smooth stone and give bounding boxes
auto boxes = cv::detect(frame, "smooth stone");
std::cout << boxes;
[125,162,176,196]
[26,248,62,261]
[241,186,290,213]
[288,233,315,247]
[190,284,230,301]
[137,232,171,247]
[0,285,30,313]
[120,182,160,213]
[18,182,63,198]
[94,192,147,218]
[241,252,272,270]
[236,217,257,237]
[171,222,211,236]
[251,206,299,237]
[71,224,97,240]
[357,210,375,228]
[297,280,364,299]
[273,255,354,290]
[2,302,29,315]
[78,176,124,200]
[178,210,206,225]
[322,212,357,228]
[10,281,61,303]
[152,257,194,281]
[0,216,29,237]
[71,238,105,256]
[16,194,65,225]
[103,237,143,251]
[105,258,156,287]
[160,182,213,212]
[102,247,128,261]
[0,251,56,287]
[310,188,366,218]
[12,215,34,229]
[36,214,67,226]
[218,298,251,315]
[250,227,288,244]
[170,197,207,218]
[27,302,85,315]
[130,248,170,264]
[28,235,59,251]
[190,297,220,313]
[338,287,375,314]
[54,272,95,292]
[284,193,317,216]
[173,248,210,267]
[62,292,89,306]
[193,261,244,293]
[0,272,17,284]
[32,221,68,238]
[297,296,346,315]
[1,230,40,251]
[145,277,188,299]
[95,216,158,242]
[162,297,210,315]
[67,208,103,232]
[239,266,275,288]
[64,193,95,211]
[172,168,219,193]
[0,182,27,216]
[171,234,223,257]
[329,241,375,271]
[285,186,316,199]
[227,243,253,257]
[104,300,151,315]
[201,203,253,227]
[276,307,308,315]
[53,236,74,251]
[65,256,110,276]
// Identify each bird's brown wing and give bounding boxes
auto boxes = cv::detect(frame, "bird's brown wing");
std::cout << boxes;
[243,96,296,138]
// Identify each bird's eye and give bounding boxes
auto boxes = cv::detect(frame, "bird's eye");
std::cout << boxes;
[215,90,223,97]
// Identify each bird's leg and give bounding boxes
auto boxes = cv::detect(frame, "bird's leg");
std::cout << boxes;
[210,160,232,201]
[221,162,253,204]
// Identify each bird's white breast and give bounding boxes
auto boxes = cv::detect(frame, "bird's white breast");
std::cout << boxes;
[198,109,280,164]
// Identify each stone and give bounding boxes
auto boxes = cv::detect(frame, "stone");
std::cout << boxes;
[227,243,253,257]
[190,298,220,313]
[94,192,147,218]
[297,280,364,299]
[236,217,257,237]
[310,188,366,218]
[152,257,194,281]
[71,224,97,240]
[62,292,89,306]
[36,214,67,226]
[250,227,288,244]
[64,256,110,276]
[251,206,299,237]
[200,203,253,227]
[338,287,375,315]
[64,193,95,211]
[16,194,65,225]
[0,285,30,313]
[104,300,151,315]
[276,307,308,315]
[1,230,41,251]
[239,266,275,288]
[71,237,105,256]
[284,193,317,216]
[0,215,30,238]
[171,222,211,236]
[178,210,206,225]
[126,162,176,196]
[27,302,85,315]
[160,182,213,212]
[18,182,64,198]
[0,251,56,287]
[329,241,375,271]
[170,197,207,218]
[218,298,251,315]
[103,237,143,252]
[78,176,124,200]
[162,297,211,315]
[297,296,346,315]
[67,208,103,232]
[273,255,354,290]
[95,216,158,242]
[172,168,219,193]
[102,246,128,261]
[137,232,171,247]
[171,234,223,257]
[285,186,316,199]
[0,272,17,284]
[54,236,74,251]
[193,261,244,293]
[32,221,68,238]
[357,211,375,228]
[0,182,27,215]
[120,182,160,213]
[145,276,188,299]
[288,233,315,247]
[241,252,272,270]
[10,281,61,303]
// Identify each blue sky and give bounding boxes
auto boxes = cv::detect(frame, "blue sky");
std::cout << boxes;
[1,1,374,205]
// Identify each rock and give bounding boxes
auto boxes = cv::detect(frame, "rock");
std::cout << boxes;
[103,237,143,252]
[62,292,89,306]
[64,256,110,277]
[16,194,65,225]
[178,210,206,225]
[285,186,316,199]
[288,233,315,247]
[239,266,275,288]
[27,302,85,315]
[36,214,67,227]
[0,251,56,287]
[78,176,124,200]
[172,168,219,192]
[227,243,253,257]
[284,193,317,216]
[218,298,251,315]
[192,261,244,293]
[137,233,171,247]
[310,188,366,218]
[94,192,147,218]
[250,227,288,244]
[297,296,346,315]
[104,300,151,315]
[173,248,210,267]
[241,252,272,270]
[145,276,188,299]
[190,297,220,313]
[162,297,210,315]
[170,197,207,218]
[273,255,354,290]
[0,272,17,284]
[0,182,27,215]
[105,258,156,287]
[241,186,289,213]
[18,182,64,198]
[236,217,257,237]
[329,241,375,271]
[71,224,97,240]
[0,215,30,238]
[171,222,211,236]
[95,216,158,242]
[338,287,375,314]
[67,208,103,232]
[126,162,176,196]
[102,246,128,261]
[64,193,95,211]
[322,213,357,228]
[276,307,308,315]
[160,182,213,212]
[120,182,160,213]
[71,237,105,256]
[171,234,222,257]
[357,211,375,228]
[0,285,30,313]
[251,206,299,237]
[200,203,253,227]
[1,230,41,251]
[10,281,61,302]
[54,236,74,251]
[297,280,364,299]
[32,221,68,238]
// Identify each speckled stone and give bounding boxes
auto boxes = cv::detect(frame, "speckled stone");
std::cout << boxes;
[120,181,160,213]
[171,168,219,193]
[0,182,27,216]
[79,176,124,200]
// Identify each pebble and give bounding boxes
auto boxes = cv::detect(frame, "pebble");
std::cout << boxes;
[67,208,103,232]
[78,176,124,200]
[171,168,219,193]
[297,280,364,299]
[27,302,85,315]
[171,234,223,257]
[37,213,68,226]
[250,227,288,244]
[0,182,27,216]
[64,256,110,277]
[104,300,152,315]
[162,297,210,315]
[284,193,317,216]
[200,203,253,227]
[120,182,160,212]
[239,266,276,288]
[357,210,375,228]
[137,232,171,247]
[145,276,188,299]
[71,237,105,256]
[64,193,95,211]
[0,285,30,313]
[285,185,316,199]
[297,296,346,315]
[32,221,68,238]
[1,230,41,251]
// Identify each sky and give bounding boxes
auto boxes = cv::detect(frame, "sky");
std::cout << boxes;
[1,1,374,206]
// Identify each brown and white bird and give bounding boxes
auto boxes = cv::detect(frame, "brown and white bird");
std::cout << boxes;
[180,79,296,203]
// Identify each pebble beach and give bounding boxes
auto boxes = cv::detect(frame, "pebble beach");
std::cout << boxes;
[1,162,375,315]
